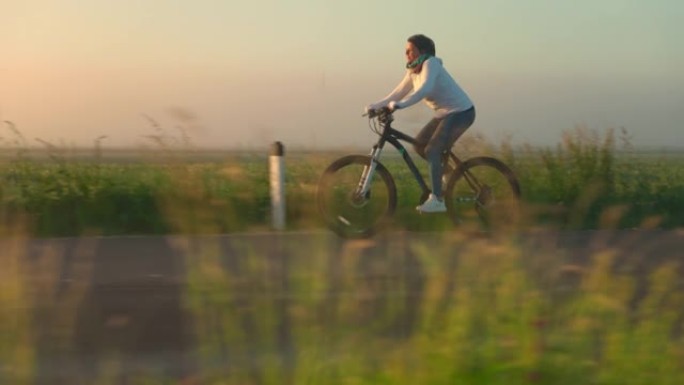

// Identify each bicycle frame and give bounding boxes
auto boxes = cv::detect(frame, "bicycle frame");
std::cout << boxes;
[356,112,465,199]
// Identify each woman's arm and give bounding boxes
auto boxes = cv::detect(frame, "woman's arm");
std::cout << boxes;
[367,71,413,110]
[395,58,439,109]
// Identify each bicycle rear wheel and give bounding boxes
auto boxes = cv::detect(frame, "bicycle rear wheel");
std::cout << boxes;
[317,155,397,238]
[444,156,521,233]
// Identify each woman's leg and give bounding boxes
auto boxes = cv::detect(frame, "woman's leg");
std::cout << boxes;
[413,118,441,159]
[424,108,476,198]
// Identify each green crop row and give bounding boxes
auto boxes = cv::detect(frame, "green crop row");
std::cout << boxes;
[0,127,682,237]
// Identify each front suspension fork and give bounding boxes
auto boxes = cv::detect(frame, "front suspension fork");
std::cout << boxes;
[356,145,383,197]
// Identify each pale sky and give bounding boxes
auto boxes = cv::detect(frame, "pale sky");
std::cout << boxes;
[1,0,683,150]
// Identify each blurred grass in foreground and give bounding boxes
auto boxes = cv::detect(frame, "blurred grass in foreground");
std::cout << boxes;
[3,227,684,384]
[0,218,33,384]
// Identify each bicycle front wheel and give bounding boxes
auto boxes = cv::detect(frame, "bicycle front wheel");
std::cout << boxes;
[317,155,397,238]
[444,156,521,233]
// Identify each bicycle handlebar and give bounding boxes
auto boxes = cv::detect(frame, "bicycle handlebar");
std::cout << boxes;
[363,107,393,119]
[363,107,395,129]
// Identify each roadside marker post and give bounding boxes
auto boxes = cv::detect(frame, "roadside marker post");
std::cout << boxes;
[269,141,286,230]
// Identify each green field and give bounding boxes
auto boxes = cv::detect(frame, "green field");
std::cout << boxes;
[1,127,682,237]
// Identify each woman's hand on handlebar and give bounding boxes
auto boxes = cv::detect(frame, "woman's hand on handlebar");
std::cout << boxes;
[363,105,395,118]
[388,101,401,112]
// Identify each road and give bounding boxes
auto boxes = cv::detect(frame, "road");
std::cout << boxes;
[2,229,683,384]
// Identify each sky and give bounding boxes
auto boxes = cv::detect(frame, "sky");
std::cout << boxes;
[1,0,683,150]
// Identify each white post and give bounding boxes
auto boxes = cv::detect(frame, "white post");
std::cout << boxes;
[269,141,286,230]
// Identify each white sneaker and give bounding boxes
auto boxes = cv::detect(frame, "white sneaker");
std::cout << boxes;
[416,193,447,213]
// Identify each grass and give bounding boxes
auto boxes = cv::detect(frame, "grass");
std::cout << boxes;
[4,229,684,384]
[1,125,683,237]
[1,124,684,383]
[177,231,684,384]
[501,127,684,229]
[0,234,34,384]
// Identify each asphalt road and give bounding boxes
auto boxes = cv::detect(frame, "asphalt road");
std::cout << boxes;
[2,229,683,384]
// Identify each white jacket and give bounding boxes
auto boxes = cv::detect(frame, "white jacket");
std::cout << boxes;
[369,57,473,118]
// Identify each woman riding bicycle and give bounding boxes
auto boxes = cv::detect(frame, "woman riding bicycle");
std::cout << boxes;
[366,34,476,213]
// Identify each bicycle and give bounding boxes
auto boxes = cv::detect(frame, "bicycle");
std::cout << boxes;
[317,107,521,239]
